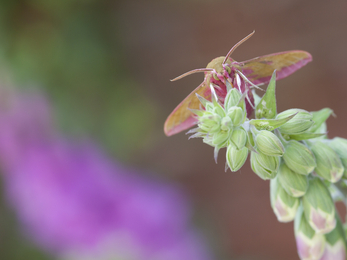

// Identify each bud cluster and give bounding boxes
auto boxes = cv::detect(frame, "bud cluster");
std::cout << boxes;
[187,71,347,260]
[188,85,249,171]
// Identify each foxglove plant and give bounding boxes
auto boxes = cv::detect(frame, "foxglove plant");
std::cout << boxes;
[165,33,347,260]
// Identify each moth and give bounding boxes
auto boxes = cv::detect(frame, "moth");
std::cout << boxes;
[164,31,312,136]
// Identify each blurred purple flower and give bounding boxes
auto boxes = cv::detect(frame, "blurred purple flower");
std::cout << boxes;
[0,90,213,260]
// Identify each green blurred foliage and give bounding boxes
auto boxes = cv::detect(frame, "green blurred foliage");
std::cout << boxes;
[0,0,157,161]
[0,1,158,259]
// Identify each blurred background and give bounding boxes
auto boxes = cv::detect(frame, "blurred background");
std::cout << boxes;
[0,1,347,260]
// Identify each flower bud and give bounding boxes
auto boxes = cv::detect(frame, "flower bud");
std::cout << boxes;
[320,214,346,260]
[302,178,336,234]
[227,106,245,126]
[212,130,230,146]
[198,112,221,133]
[328,137,347,179]
[224,88,242,111]
[251,151,279,180]
[278,163,308,197]
[295,205,326,260]
[226,144,248,172]
[283,140,316,175]
[202,135,213,147]
[204,102,214,113]
[220,116,232,131]
[255,130,284,156]
[212,103,225,117]
[310,141,344,183]
[277,109,313,135]
[230,127,247,150]
[270,177,299,222]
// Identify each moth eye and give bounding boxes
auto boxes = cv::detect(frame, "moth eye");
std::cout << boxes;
[225,66,231,74]
[213,74,220,81]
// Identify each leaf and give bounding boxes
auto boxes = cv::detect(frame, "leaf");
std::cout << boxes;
[255,70,277,119]
[285,132,326,141]
[309,108,333,133]
[249,113,297,131]
[252,89,262,108]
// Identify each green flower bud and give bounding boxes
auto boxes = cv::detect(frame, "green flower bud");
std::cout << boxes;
[328,137,347,179]
[226,144,248,172]
[227,106,245,127]
[250,151,279,180]
[255,130,284,156]
[204,102,214,113]
[230,127,247,150]
[212,130,230,146]
[270,177,299,222]
[283,140,316,175]
[294,205,326,260]
[220,116,232,131]
[328,137,347,158]
[203,134,229,150]
[224,88,242,111]
[278,163,308,197]
[310,141,344,183]
[302,178,336,234]
[277,109,313,135]
[198,112,221,133]
[212,103,226,117]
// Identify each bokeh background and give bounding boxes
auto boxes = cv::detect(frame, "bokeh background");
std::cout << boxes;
[0,1,347,260]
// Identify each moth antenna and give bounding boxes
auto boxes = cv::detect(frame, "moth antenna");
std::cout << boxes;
[170,68,214,81]
[223,31,255,65]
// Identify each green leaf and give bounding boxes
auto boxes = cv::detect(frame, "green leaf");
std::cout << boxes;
[309,108,333,133]
[285,132,326,141]
[252,89,262,108]
[255,70,277,119]
[249,112,297,131]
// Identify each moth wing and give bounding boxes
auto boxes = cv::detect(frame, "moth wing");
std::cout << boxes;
[235,50,312,85]
[164,76,211,136]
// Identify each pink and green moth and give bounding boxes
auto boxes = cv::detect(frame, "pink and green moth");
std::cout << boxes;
[164,31,312,136]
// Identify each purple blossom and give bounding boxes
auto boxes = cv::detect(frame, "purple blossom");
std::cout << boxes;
[0,90,213,260]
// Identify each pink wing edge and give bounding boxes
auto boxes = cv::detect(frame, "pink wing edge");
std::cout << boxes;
[164,82,208,136]
[241,50,313,85]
